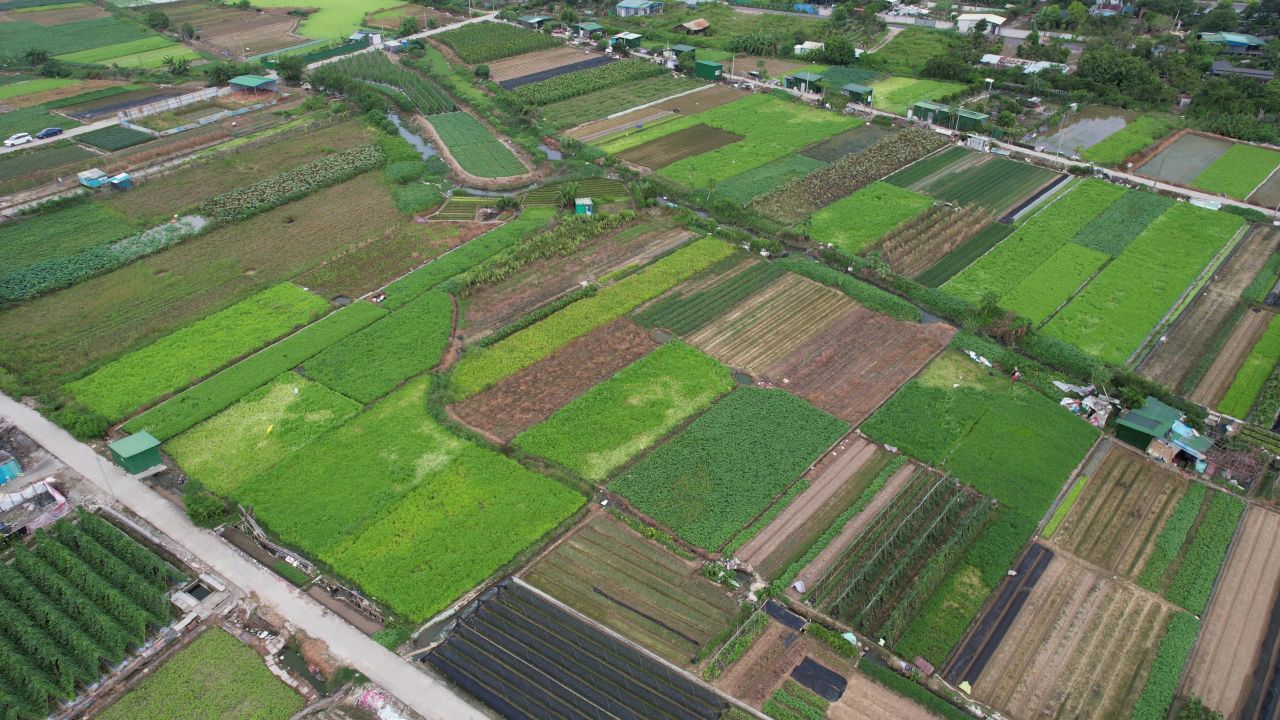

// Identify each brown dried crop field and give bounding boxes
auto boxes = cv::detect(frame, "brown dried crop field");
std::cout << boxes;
[762,306,954,426]
[567,84,746,142]
[1141,225,1280,389]
[737,435,891,579]
[0,4,107,23]
[717,615,854,707]
[617,124,742,169]
[487,46,596,82]
[1191,305,1280,409]
[827,669,942,720]
[1183,505,1280,718]
[1049,443,1186,580]
[522,512,737,665]
[450,319,657,442]
[686,273,852,374]
[462,219,695,336]
[967,550,1177,720]
[1,79,125,109]
[875,205,992,278]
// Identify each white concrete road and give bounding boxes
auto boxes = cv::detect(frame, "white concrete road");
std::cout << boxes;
[307,12,498,70]
[0,117,120,156]
[0,393,486,720]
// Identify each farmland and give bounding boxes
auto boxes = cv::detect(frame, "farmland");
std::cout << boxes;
[435,21,560,63]
[565,84,743,142]
[1193,307,1280,411]
[873,204,993,277]
[524,514,738,664]
[870,76,966,115]
[808,182,933,253]
[163,1,302,56]
[75,125,152,151]
[1081,114,1180,165]
[235,378,583,621]
[487,46,592,83]
[1191,143,1280,200]
[914,156,1058,213]
[514,341,734,481]
[1219,312,1280,418]
[512,59,665,106]
[618,124,744,170]
[609,387,849,551]
[316,53,455,115]
[98,629,301,720]
[0,202,137,270]
[542,75,705,129]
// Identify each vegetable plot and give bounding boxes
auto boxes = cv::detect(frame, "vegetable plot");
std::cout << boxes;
[511,59,666,106]
[609,388,849,550]
[317,52,454,115]
[427,111,526,177]
[808,182,933,253]
[435,21,560,63]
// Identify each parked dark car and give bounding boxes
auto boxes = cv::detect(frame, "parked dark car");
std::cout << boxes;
[35,127,63,139]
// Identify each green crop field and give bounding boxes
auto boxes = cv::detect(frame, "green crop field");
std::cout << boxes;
[1220,312,1280,418]
[1081,114,1179,165]
[236,378,583,621]
[870,27,956,75]
[885,146,969,187]
[916,222,1013,287]
[253,0,389,39]
[610,387,849,550]
[861,351,1098,661]
[166,372,359,494]
[0,76,78,100]
[809,182,933,253]
[428,111,526,177]
[870,76,965,115]
[0,202,136,270]
[716,154,826,205]
[1069,189,1172,256]
[125,302,386,441]
[0,141,93,182]
[435,21,560,63]
[919,157,1057,212]
[1044,203,1242,364]
[67,284,329,420]
[74,125,154,151]
[97,629,302,720]
[1191,143,1280,200]
[512,59,666,106]
[450,237,733,397]
[515,342,734,480]
[1000,242,1109,324]
[0,106,82,138]
[303,289,453,403]
[0,17,152,56]
[541,75,705,128]
[635,261,786,333]
[54,35,172,63]
[944,180,1126,302]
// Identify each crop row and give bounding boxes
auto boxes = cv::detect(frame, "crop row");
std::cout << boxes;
[435,21,560,63]
[511,59,666,106]
[1070,189,1172,256]
[195,144,384,224]
[304,290,453,404]
[809,181,934,253]
[1131,612,1200,720]
[752,128,949,223]
[774,257,921,322]
[1041,474,1087,539]
[876,204,991,278]
[68,283,329,420]
[1138,483,1204,592]
[515,341,733,480]
[1,201,136,277]
[77,126,153,152]
[314,52,454,115]
[523,177,629,205]
[915,221,1013,288]
[449,237,733,397]
[702,610,768,681]
[1220,313,1280,418]
[381,207,556,308]
[884,145,969,188]
[635,262,784,335]
[123,302,385,441]
[428,111,525,177]
[762,680,828,720]
[1000,242,1109,324]
[921,157,1056,212]
[1191,143,1280,200]
[1165,490,1245,613]
[610,388,849,550]
[0,513,181,720]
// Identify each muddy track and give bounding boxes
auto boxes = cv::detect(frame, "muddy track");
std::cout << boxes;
[1184,506,1280,717]
[1141,225,1280,388]
[1192,305,1279,410]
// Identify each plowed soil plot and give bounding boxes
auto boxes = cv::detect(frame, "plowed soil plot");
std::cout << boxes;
[568,84,745,141]
[1184,506,1280,718]
[451,318,656,442]
[488,46,595,83]
[827,671,940,720]
[718,619,855,707]
[966,552,1176,720]
[497,55,614,90]
[618,123,743,169]
[1141,225,1280,388]
[763,306,954,425]
[523,513,737,665]
[1192,306,1279,409]
[737,435,889,579]
[1051,443,1186,579]
[462,223,696,336]
[687,273,853,374]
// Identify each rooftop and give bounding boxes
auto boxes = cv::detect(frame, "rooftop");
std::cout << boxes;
[109,431,161,458]
[617,0,658,7]
[228,75,275,89]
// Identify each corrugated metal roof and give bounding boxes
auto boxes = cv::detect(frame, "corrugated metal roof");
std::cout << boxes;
[575,22,605,30]
[842,82,873,93]
[229,75,275,88]
[789,71,823,81]
[680,18,710,30]
[109,431,161,457]
[617,0,656,8]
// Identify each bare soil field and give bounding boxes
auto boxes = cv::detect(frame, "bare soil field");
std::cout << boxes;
[0,4,107,23]
[687,273,853,374]
[1192,305,1279,409]
[450,319,657,442]
[1141,225,1280,388]
[165,1,300,56]
[1183,505,1280,718]
[364,4,457,31]
[763,307,954,425]
[2,79,126,109]
[567,84,746,142]
[718,617,854,707]
[462,221,695,336]
[523,512,737,665]
[827,671,942,720]
[487,46,596,83]
[618,123,742,169]
[737,435,890,579]
[792,462,918,592]
[1050,443,1186,580]
[968,550,1176,720]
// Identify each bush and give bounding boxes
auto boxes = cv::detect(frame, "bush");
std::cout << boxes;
[385,160,427,184]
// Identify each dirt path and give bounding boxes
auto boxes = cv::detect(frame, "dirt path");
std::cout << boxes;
[1183,505,1280,717]
[793,462,917,591]
[1191,305,1278,409]
[737,436,876,570]
[1141,226,1280,388]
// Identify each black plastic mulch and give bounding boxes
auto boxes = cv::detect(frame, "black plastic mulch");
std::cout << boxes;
[765,599,806,630]
[499,55,615,90]
[791,656,848,701]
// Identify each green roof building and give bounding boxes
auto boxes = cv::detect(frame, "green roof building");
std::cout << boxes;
[228,75,276,92]
[841,82,873,103]
[785,71,823,93]
[108,432,163,475]
[694,59,722,80]
[1115,396,1181,448]
[574,22,605,37]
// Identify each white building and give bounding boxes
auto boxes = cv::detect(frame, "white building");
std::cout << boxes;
[956,13,1006,35]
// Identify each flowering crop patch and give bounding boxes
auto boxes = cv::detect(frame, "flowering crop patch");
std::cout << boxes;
[610,387,849,550]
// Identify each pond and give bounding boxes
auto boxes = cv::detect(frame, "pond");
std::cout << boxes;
[1037,106,1139,155]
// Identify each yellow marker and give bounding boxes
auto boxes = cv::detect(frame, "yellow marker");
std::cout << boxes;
[266,424,274,434]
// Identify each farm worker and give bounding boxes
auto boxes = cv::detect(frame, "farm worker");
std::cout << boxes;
[1012,367,1022,383]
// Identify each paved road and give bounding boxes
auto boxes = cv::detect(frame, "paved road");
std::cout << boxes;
[0,116,120,156]
[308,12,498,69]
[0,394,486,720]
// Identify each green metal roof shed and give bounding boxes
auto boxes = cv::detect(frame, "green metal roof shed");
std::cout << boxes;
[228,74,276,91]
[574,21,605,35]
[785,71,823,92]
[955,109,989,131]
[670,43,697,55]
[518,14,552,27]
[694,59,722,80]
[108,432,163,474]
[841,82,873,102]
[1115,396,1181,450]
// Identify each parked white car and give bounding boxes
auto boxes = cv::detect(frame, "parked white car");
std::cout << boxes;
[4,133,32,147]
